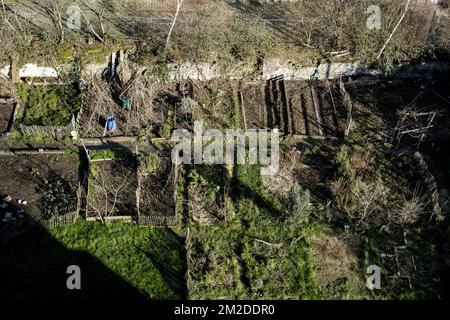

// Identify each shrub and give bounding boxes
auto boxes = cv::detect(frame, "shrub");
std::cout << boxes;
[286,182,311,226]
[42,177,77,219]
[140,153,161,175]
[18,84,81,126]
[335,145,356,181]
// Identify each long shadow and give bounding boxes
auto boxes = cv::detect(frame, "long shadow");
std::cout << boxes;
[132,228,187,299]
[0,226,146,300]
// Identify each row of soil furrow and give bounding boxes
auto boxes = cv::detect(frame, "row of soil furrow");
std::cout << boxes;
[241,80,346,137]
[242,83,266,129]
[302,85,321,136]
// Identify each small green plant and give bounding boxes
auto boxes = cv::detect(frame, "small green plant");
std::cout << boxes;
[140,153,161,175]
[42,177,77,219]
[335,145,356,182]
[90,149,127,160]
[304,145,321,156]
[89,164,99,178]
[159,123,172,139]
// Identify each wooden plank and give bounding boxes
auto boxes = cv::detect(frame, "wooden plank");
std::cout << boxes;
[310,84,324,136]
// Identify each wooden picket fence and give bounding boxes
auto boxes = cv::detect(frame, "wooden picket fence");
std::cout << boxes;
[19,115,77,139]
[41,211,79,229]
[136,215,177,227]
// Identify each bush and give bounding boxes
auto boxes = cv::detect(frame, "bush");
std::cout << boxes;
[42,177,77,219]
[286,182,311,226]
[140,153,161,175]
[18,84,81,126]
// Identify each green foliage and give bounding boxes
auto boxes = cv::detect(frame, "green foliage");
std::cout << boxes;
[18,84,81,126]
[334,145,356,182]
[42,177,77,219]
[140,153,161,174]
[304,145,321,156]
[286,182,311,226]
[89,164,99,179]
[149,63,170,83]
[9,131,54,145]
[159,123,172,139]
[90,149,128,160]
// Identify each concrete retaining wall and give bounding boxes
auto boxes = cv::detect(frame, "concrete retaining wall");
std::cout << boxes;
[2,60,449,82]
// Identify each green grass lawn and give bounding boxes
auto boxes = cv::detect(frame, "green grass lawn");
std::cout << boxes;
[0,220,186,300]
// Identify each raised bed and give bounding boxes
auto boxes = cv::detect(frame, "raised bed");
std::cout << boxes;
[16,84,81,139]
[241,79,347,138]
[86,149,138,218]
[137,153,178,227]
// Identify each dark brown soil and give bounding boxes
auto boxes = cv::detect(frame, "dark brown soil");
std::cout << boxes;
[191,79,237,129]
[242,82,267,129]
[139,156,176,217]
[87,159,138,216]
[0,103,14,134]
[0,154,79,210]
[242,80,346,137]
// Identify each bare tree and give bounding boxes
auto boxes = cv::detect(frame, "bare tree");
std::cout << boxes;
[377,0,413,60]
[165,0,185,48]
[33,0,65,44]
[87,159,137,219]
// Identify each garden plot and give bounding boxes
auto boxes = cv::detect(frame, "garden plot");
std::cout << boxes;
[152,80,194,137]
[16,84,81,138]
[87,150,138,218]
[241,79,347,137]
[0,153,79,241]
[187,165,230,225]
[345,77,450,145]
[137,153,178,226]
[190,79,238,129]
[80,65,159,137]
[262,145,335,203]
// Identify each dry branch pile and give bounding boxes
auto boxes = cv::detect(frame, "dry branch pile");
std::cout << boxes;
[87,159,138,217]
[80,71,157,136]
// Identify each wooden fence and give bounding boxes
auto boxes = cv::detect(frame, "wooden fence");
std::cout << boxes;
[136,215,177,227]
[19,115,77,139]
[41,211,79,229]
[339,78,353,137]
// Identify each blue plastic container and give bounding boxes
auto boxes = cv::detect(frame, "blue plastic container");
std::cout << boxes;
[106,117,117,132]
